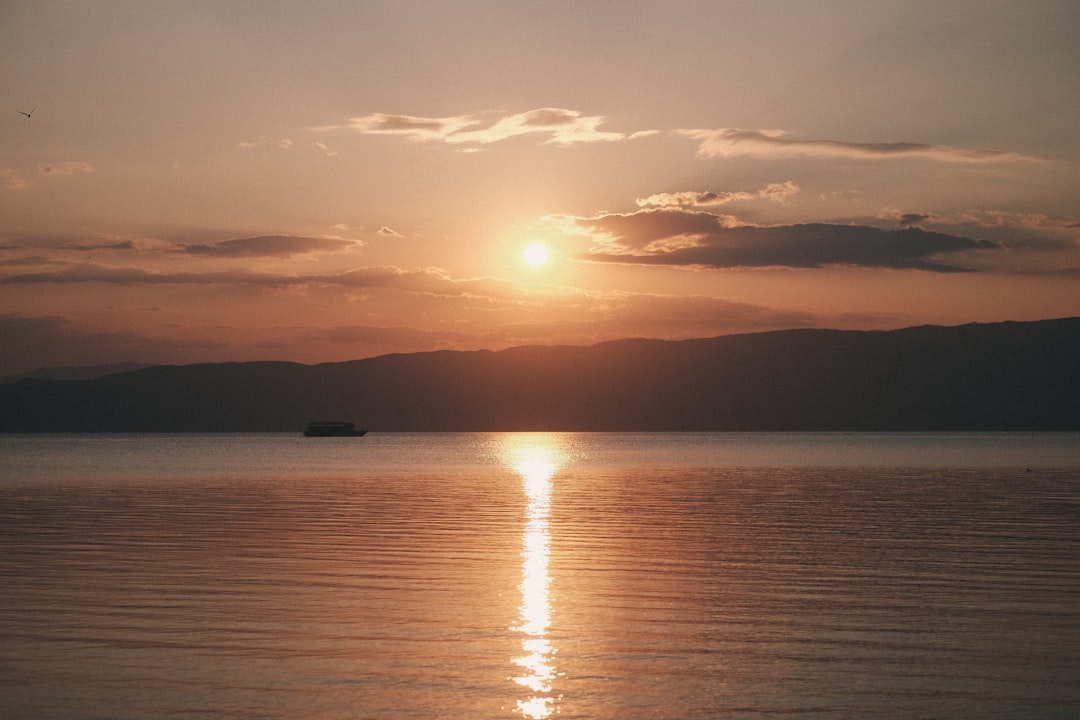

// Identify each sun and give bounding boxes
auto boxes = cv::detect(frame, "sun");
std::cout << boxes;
[523,242,550,268]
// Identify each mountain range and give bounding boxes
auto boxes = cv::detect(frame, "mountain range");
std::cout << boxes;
[2,318,1078,432]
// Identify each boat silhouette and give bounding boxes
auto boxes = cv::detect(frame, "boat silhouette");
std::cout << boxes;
[303,421,367,437]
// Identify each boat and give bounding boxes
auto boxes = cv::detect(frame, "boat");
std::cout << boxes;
[303,421,367,437]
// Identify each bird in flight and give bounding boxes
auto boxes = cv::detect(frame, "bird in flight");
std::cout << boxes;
[17,106,38,118]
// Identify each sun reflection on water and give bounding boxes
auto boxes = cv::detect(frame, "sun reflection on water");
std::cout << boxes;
[501,434,567,719]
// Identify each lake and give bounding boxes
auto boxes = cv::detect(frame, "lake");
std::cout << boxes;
[2,432,1079,719]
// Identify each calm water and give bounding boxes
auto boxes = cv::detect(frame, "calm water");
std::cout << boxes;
[2,432,1079,719]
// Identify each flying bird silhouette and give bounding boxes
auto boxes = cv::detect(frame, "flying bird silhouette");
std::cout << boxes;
[17,106,38,118]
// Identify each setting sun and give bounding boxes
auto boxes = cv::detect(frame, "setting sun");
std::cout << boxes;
[523,242,550,268]
[1,3,1077,384]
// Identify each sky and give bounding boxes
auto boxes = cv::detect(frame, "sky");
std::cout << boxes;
[2,0,1079,376]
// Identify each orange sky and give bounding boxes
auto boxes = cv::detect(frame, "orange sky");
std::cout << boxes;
[2,1,1079,375]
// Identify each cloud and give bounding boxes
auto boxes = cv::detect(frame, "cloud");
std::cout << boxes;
[0,255,52,268]
[680,128,1028,163]
[889,212,934,228]
[448,108,650,146]
[877,208,1080,252]
[336,112,478,142]
[0,262,521,299]
[176,235,356,258]
[1,168,28,190]
[291,285,847,352]
[0,263,346,289]
[377,226,403,238]
[37,161,94,177]
[1,265,278,287]
[637,181,800,208]
[326,111,1023,161]
[0,233,178,259]
[2,161,93,190]
[570,209,1001,272]
[239,136,337,156]
[330,108,654,148]
[57,241,137,252]
[948,209,1080,233]
[882,209,1026,233]
[238,136,288,150]
[328,267,520,299]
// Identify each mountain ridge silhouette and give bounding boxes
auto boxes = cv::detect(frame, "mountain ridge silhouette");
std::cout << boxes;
[2,318,1077,432]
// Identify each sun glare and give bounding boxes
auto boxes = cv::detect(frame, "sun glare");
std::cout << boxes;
[523,242,549,268]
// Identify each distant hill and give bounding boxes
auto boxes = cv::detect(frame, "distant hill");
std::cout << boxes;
[1,318,1078,432]
[0,362,153,384]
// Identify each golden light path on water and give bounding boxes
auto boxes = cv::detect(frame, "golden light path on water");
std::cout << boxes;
[500,434,568,719]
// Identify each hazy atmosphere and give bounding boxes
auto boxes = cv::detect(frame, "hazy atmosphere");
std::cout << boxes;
[3,0,1079,376]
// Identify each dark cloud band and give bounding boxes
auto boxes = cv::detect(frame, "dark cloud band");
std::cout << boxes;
[576,210,999,273]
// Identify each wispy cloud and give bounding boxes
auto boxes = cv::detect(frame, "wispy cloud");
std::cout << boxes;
[324,108,655,148]
[637,181,799,208]
[175,235,356,258]
[0,255,54,268]
[945,209,1080,233]
[322,110,1022,162]
[336,112,478,142]
[877,208,1080,253]
[680,128,1029,163]
[569,209,1001,272]
[0,262,519,299]
[448,108,654,146]
[2,161,94,190]
[0,265,282,287]
[581,292,825,334]
[1,168,28,190]
[38,161,95,177]
[56,240,137,252]
[239,136,338,156]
